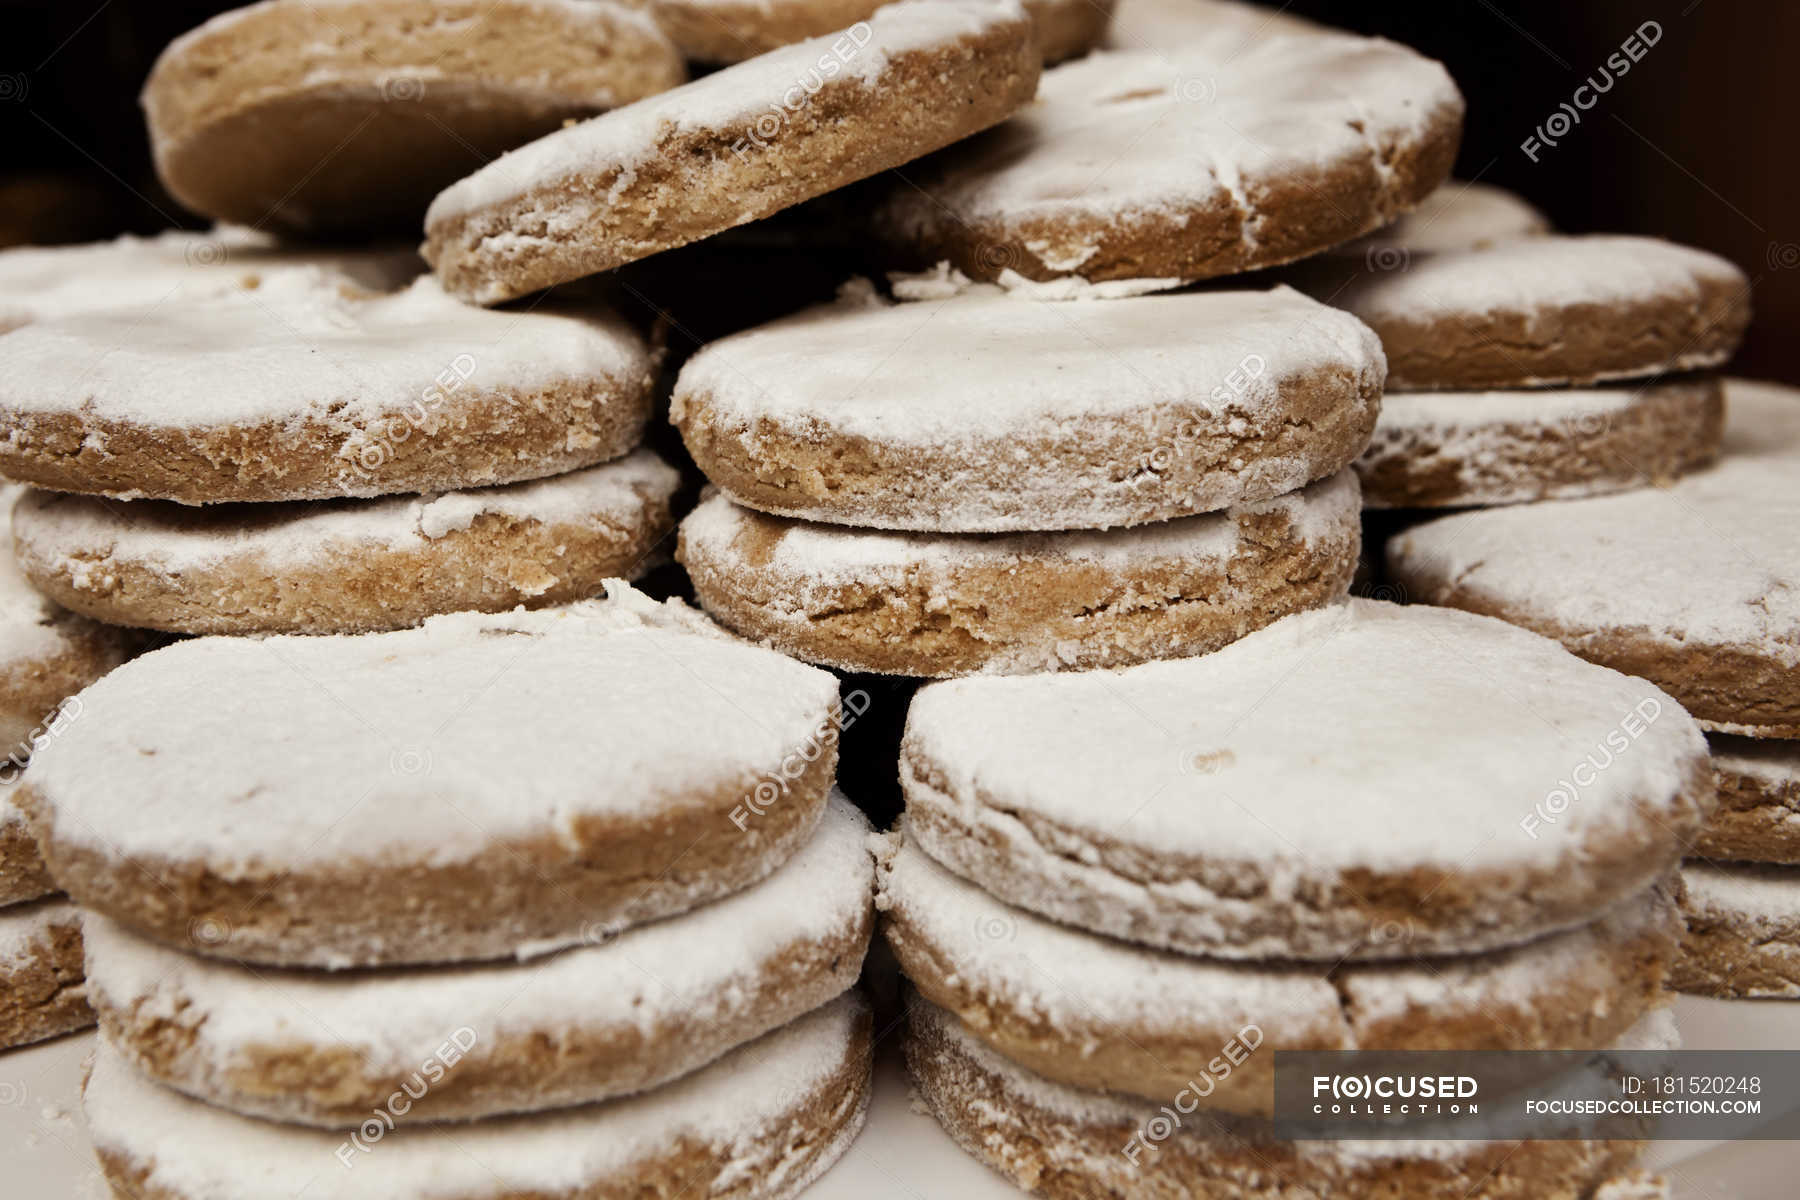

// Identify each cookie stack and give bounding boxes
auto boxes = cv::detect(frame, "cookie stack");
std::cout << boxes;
[1389,378,1800,999]
[883,598,1711,1197]
[18,587,876,1197]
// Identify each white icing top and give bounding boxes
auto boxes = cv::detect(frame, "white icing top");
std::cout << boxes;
[904,599,1704,877]
[1342,181,1550,256]
[0,273,648,432]
[888,262,1184,301]
[1681,861,1800,928]
[1373,383,1673,431]
[14,449,678,581]
[1388,379,1800,666]
[0,228,419,332]
[426,0,1029,221]
[84,992,865,1200]
[673,284,1383,445]
[1709,733,1800,791]
[28,584,841,871]
[83,796,870,1103]
[0,484,70,668]
[0,895,80,969]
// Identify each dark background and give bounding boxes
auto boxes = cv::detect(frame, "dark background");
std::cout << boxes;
[1,0,1794,379]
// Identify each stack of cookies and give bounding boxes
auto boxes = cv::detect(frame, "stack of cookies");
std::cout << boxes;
[18,586,876,1197]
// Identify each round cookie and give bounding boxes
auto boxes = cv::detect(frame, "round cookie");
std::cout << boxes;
[1318,235,1750,390]
[672,285,1384,532]
[19,585,844,968]
[870,32,1462,287]
[1356,376,1724,510]
[1387,379,1800,738]
[1341,180,1550,258]
[86,795,871,1126]
[678,470,1361,676]
[0,229,420,333]
[901,599,1712,962]
[86,992,870,1200]
[0,896,91,1051]
[144,0,685,235]
[1672,861,1800,998]
[879,833,1681,1115]
[639,0,1111,64]
[425,0,1039,304]
[13,450,681,635]
[1700,735,1800,864]
[0,274,655,505]
[906,996,1658,1200]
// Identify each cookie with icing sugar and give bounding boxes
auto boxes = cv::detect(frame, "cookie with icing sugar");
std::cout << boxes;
[0,228,420,333]
[1314,235,1750,390]
[0,796,57,907]
[19,584,843,968]
[672,285,1384,533]
[144,0,685,235]
[13,450,681,635]
[879,833,1680,1115]
[1672,861,1800,998]
[425,0,1039,304]
[906,996,1666,1200]
[86,992,870,1200]
[1387,379,1800,738]
[870,31,1462,287]
[1356,376,1723,509]
[0,274,655,505]
[1104,0,1319,51]
[678,470,1360,676]
[0,896,90,1051]
[901,599,1712,962]
[1701,735,1800,864]
[1340,180,1551,258]
[86,795,871,1125]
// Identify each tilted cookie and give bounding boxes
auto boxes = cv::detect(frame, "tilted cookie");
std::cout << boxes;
[0,896,90,1051]
[86,796,871,1125]
[871,31,1462,286]
[906,996,1663,1200]
[1387,380,1800,737]
[19,585,843,967]
[144,0,684,234]
[1315,235,1749,390]
[1356,376,1723,509]
[1701,735,1800,864]
[0,229,419,333]
[426,0,1039,304]
[13,450,680,635]
[0,275,655,504]
[86,993,870,1200]
[678,471,1360,675]
[1340,180,1550,259]
[673,285,1383,532]
[879,834,1681,1114]
[902,599,1712,962]
[1672,861,1800,999]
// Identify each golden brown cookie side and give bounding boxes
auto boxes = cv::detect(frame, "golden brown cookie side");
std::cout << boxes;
[1697,752,1800,864]
[1672,901,1800,998]
[0,902,92,1051]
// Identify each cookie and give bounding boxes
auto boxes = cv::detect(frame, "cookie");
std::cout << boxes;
[672,285,1384,532]
[901,599,1712,962]
[1671,861,1800,998]
[879,833,1681,1115]
[86,992,870,1199]
[906,996,1658,1200]
[1387,379,1800,737]
[425,0,1039,304]
[0,274,656,505]
[20,585,843,968]
[640,0,1110,64]
[0,229,420,333]
[0,795,56,907]
[1355,376,1724,510]
[1700,735,1800,864]
[0,896,91,1051]
[144,0,685,235]
[1315,235,1750,390]
[86,794,871,1125]
[870,30,1462,286]
[13,450,681,635]
[1341,180,1550,258]
[678,470,1360,676]
[1105,0,1318,51]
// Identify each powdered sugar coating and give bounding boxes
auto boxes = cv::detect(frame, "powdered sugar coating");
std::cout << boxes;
[1104,0,1317,50]
[0,487,70,669]
[1342,180,1550,256]
[903,598,1709,960]
[1681,861,1799,926]
[84,993,869,1200]
[1711,733,1800,792]
[0,895,80,969]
